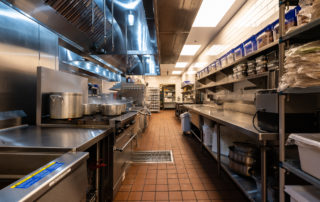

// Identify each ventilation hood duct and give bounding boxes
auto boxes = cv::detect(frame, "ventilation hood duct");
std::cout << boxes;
[1,0,159,75]
[94,0,159,75]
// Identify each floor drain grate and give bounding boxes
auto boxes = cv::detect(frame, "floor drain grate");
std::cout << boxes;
[131,150,173,163]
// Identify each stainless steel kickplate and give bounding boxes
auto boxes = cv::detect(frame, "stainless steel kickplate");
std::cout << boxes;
[131,150,173,163]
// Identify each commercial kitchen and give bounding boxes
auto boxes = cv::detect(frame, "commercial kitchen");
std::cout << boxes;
[1,0,320,202]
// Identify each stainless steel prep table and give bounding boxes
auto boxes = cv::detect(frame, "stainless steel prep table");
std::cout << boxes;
[0,125,114,202]
[182,104,278,202]
[0,126,113,152]
[0,152,89,202]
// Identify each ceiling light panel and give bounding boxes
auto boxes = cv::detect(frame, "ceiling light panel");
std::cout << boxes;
[193,0,235,27]
[175,62,188,68]
[192,62,207,68]
[206,45,228,56]
[187,71,197,75]
[180,45,201,56]
[172,71,182,75]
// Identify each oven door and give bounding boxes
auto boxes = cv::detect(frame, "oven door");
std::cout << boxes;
[113,127,135,195]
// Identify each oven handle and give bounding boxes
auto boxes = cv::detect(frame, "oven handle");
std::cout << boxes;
[114,133,137,152]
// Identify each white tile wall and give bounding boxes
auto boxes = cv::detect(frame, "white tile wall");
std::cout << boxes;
[182,0,279,80]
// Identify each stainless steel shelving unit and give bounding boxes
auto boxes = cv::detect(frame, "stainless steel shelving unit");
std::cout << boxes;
[181,83,195,103]
[147,87,160,112]
[278,1,320,201]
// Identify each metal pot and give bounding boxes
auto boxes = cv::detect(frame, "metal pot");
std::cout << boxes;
[101,103,123,116]
[50,92,83,119]
[120,103,127,114]
[83,103,99,115]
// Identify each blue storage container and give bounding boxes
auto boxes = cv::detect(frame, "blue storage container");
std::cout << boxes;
[243,36,257,56]
[220,53,228,67]
[216,60,221,69]
[226,49,235,64]
[234,44,244,60]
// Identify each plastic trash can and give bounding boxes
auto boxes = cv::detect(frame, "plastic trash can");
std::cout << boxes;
[180,112,190,133]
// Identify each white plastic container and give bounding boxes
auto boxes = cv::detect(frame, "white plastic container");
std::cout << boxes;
[285,185,320,202]
[180,112,191,133]
[202,124,213,146]
[288,133,320,179]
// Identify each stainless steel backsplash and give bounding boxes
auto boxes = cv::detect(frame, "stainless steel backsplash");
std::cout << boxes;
[0,2,58,124]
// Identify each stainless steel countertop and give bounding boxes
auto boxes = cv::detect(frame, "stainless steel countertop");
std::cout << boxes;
[183,104,278,141]
[0,126,113,152]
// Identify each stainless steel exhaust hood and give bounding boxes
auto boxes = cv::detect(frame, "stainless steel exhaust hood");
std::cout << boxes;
[1,0,160,75]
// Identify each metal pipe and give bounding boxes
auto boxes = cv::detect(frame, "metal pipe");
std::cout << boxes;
[217,124,221,176]
[111,0,115,52]
[279,1,286,201]
[91,0,95,32]
[96,141,100,202]
[261,140,267,202]
[103,0,107,53]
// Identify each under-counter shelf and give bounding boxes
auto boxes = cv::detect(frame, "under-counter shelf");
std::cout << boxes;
[203,145,259,202]
[282,160,320,189]
[197,42,278,83]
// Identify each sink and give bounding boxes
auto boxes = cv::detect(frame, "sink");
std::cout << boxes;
[0,152,63,189]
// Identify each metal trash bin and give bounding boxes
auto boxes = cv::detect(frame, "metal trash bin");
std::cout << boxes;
[180,112,191,133]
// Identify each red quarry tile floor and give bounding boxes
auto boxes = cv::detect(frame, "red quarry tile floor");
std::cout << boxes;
[114,110,249,202]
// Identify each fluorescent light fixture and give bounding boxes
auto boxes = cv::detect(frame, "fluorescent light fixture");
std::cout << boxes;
[192,62,207,68]
[172,71,182,75]
[180,45,201,56]
[187,71,197,75]
[175,62,188,68]
[128,13,134,26]
[206,45,228,56]
[95,67,100,73]
[193,0,235,27]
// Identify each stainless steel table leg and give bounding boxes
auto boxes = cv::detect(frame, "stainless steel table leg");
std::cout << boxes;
[96,141,100,202]
[217,124,221,176]
[261,140,267,202]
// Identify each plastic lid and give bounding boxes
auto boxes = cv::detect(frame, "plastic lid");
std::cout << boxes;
[285,185,320,201]
[288,133,320,148]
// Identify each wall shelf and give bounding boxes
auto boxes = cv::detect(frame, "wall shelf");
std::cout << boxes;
[197,42,278,83]
[197,72,269,90]
[282,18,320,42]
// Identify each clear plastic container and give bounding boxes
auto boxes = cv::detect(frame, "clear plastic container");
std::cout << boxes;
[220,55,228,67]
[237,63,247,72]
[243,36,257,55]
[234,44,244,60]
[227,50,235,64]
[236,71,247,79]
[256,64,267,73]
[256,25,274,49]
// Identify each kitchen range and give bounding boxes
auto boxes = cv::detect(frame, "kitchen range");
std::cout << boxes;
[0,67,149,202]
